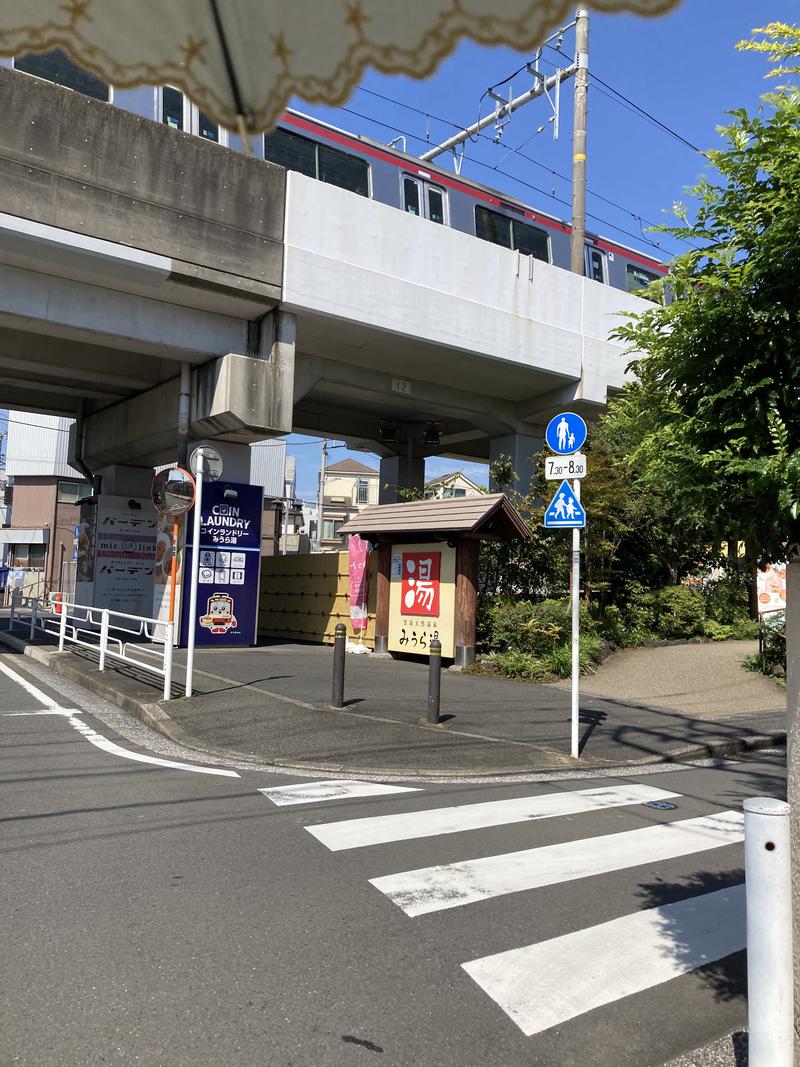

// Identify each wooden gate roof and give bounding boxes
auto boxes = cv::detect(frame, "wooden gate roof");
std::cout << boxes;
[338,493,530,542]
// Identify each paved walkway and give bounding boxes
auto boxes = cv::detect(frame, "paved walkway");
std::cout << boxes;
[0,620,785,777]
[555,640,779,717]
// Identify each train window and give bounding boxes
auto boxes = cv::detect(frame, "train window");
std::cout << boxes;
[512,218,549,262]
[476,206,549,261]
[403,177,421,216]
[198,109,219,142]
[318,143,369,196]
[264,128,317,177]
[161,86,184,130]
[475,206,512,248]
[585,247,607,283]
[627,263,661,299]
[427,187,445,225]
[14,48,109,101]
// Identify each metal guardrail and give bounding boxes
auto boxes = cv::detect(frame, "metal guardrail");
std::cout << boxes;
[8,591,174,700]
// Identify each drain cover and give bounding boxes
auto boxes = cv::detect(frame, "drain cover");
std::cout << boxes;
[642,800,678,810]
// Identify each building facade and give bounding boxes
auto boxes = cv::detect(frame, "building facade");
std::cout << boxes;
[319,458,379,549]
[1,413,90,597]
[424,471,485,499]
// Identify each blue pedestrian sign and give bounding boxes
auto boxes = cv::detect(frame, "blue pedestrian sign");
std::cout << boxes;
[544,480,586,528]
[545,412,587,455]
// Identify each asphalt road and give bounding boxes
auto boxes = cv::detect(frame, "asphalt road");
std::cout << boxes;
[1,649,784,1066]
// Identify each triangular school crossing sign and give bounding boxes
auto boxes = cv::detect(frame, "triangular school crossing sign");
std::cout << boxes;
[544,480,586,528]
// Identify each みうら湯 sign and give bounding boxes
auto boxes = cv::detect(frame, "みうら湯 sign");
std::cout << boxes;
[388,542,455,657]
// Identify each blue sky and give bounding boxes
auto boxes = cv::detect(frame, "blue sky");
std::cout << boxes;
[287,0,800,500]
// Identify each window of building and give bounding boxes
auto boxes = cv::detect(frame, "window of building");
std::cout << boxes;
[263,128,369,195]
[443,487,467,498]
[12,543,46,568]
[15,49,109,101]
[322,518,344,540]
[161,86,184,130]
[57,480,92,504]
[356,479,369,504]
[475,206,549,262]
[626,263,661,300]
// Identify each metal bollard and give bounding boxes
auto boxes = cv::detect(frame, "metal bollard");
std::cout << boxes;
[745,796,793,1067]
[9,589,17,631]
[331,623,346,708]
[29,598,38,641]
[427,639,442,724]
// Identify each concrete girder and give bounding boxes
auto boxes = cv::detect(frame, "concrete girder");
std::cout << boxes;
[75,352,294,469]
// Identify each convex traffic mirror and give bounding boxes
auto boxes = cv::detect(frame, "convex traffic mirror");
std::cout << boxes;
[151,467,195,516]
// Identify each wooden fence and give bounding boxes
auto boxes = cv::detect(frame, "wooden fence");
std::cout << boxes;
[258,552,376,646]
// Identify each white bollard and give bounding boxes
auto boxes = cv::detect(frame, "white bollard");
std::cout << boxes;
[9,589,17,631]
[163,622,174,701]
[98,609,109,671]
[744,796,793,1067]
[58,600,68,652]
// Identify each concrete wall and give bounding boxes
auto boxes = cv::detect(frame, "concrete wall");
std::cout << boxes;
[283,173,644,404]
[0,67,284,301]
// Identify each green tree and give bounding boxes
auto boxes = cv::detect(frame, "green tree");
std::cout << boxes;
[611,23,800,1024]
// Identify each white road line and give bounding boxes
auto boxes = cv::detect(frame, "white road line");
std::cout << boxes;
[462,884,746,1035]
[0,659,61,708]
[0,708,80,716]
[370,811,744,917]
[258,779,421,806]
[306,783,680,851]
[0,656,239,777]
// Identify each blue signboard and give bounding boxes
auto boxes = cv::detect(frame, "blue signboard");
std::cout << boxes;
[544,480,586,529]
[180,480,263,647]
[545,412,587,455]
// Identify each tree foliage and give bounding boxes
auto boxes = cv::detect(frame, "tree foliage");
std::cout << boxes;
[612,24,800,565]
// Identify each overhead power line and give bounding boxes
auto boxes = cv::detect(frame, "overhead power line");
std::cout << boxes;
[337,103,673,253]
[543,44,703,154]
[354,86,692,249]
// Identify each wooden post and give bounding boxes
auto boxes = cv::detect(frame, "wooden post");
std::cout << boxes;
[374,541,392,655]
[454,537,479,668]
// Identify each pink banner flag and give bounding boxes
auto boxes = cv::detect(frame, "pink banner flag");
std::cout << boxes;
[348,535,370,632]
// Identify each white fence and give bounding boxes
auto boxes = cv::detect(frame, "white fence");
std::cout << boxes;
[9,592,174,700]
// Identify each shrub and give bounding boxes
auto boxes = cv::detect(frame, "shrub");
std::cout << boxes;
[483,599,536,653]
[703,619,733,641]
[652,585,705,639]
[489,650,547,681]
[703,573,751,624]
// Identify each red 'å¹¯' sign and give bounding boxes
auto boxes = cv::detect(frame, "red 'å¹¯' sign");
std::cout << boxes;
[400,551,441,617]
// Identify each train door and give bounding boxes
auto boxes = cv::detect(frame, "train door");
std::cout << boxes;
[584,244,608,284]
[157,86,227,145]
[402,175,448,225]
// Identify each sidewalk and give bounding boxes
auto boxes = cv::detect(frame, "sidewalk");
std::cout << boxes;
[0,622,785,777]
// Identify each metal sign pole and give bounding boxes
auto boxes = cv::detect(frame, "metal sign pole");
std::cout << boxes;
[571,480,581,758]
[185,447,204,698]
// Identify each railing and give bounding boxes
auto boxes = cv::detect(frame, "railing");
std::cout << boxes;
[8,591,174,700]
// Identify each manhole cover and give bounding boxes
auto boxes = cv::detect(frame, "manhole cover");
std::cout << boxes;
[642,800,678,810]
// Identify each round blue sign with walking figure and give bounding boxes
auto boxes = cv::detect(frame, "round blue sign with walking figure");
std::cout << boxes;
[545,412,587,455]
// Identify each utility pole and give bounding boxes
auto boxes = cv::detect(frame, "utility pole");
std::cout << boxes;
[315,438,328,552]
[570,8,590,275]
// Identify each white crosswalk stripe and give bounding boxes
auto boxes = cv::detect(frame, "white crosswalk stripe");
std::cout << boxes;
[304,783,746,1040]
[306,782,679,850]
[259,779,421,806]
[370,810,744,916]
[462,884,746,1035]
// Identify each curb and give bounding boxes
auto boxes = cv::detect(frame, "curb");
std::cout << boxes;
[0,630,786,780]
